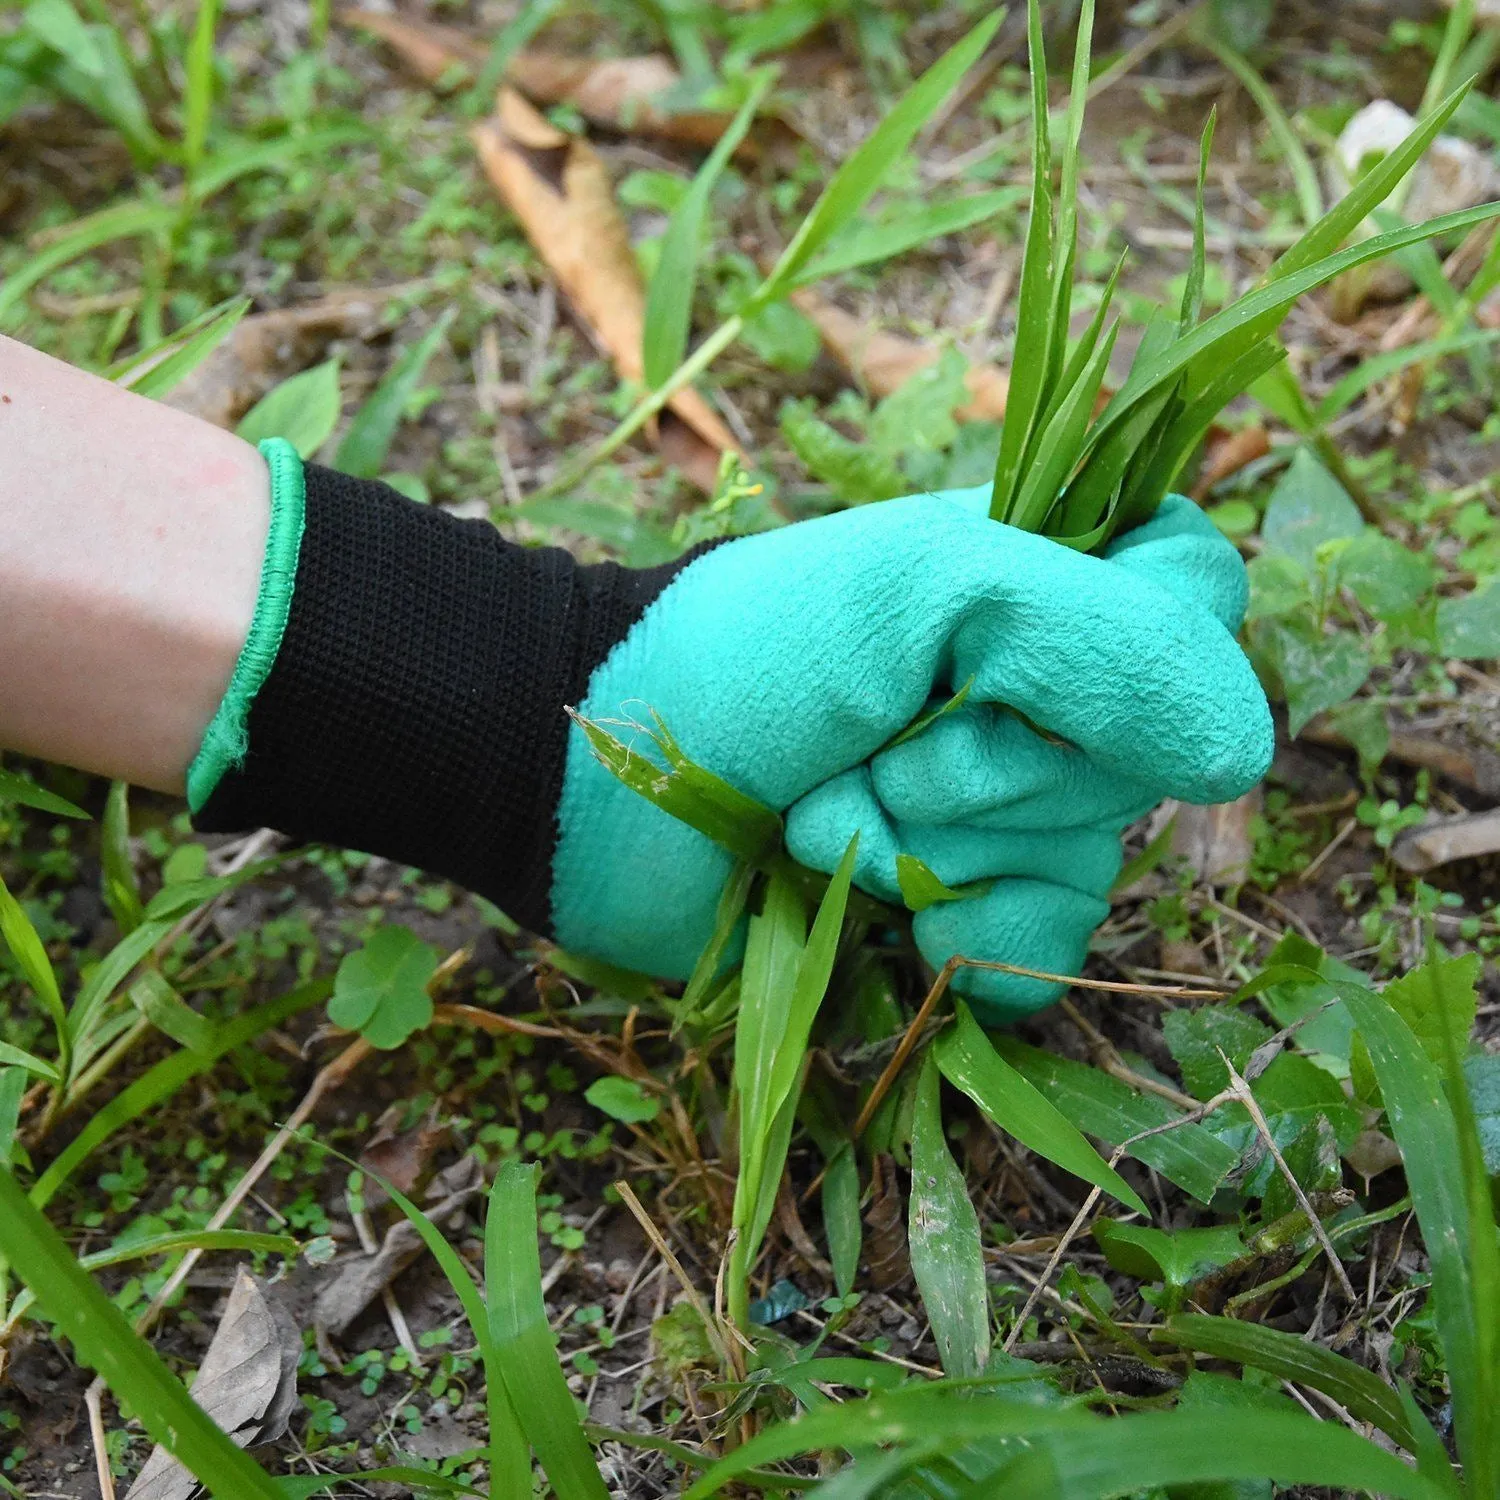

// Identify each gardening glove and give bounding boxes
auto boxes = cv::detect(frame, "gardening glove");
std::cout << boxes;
[784,489,1261,1019]
[190,444,1271,1023]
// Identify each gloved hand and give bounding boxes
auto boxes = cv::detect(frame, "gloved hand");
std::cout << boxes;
[192,447,1271,1023]
[554,486,1269,1017]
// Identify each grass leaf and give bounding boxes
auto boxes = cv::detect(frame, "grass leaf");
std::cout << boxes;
[0,768,87,819]
[183,0,222,171]
[1340,979,1495,1491]
[644,68,775,389]
[936,1003,1149,1214]
[791,190,1026,288]
[31,981,328,1209]
[123,296,251,400]
[989,0,1056,521]
[0,868,69,1081]
[1164,1314,1419,1450]
[1005,1407,1452,1499]
[909,1050,991,1377]
[0,1165,286,1499]
[334,307,455,479]
[756,10,1002,304]
[997,1039,1237,1204]
[101,780,143,934]
[487,1159,610,1499]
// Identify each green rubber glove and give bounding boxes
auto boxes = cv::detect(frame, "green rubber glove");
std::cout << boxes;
[552,486,1271,1020]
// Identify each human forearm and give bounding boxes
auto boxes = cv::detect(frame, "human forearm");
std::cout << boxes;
[0,335,268,793]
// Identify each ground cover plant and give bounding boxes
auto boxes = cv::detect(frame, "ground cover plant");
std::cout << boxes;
[3,0,1500,1496]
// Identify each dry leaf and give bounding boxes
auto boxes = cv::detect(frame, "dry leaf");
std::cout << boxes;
[341,8,744,150]
[1170,789,1262,886]
[161,286,418,428]
[1302,718,1500,798]
[472,91,737,485]
[790,286,1009,421]
[1192,424,1270,500]
[358,1103,450,1198]
[1392,808,1500,872]
[314,1154,483,1345]
[123,1271,299,1500]
[863,1151,909,1291]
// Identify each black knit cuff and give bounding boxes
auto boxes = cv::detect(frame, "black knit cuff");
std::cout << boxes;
[193,460,694,934]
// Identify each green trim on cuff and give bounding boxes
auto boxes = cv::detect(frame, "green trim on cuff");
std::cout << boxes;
[186,438,307,814]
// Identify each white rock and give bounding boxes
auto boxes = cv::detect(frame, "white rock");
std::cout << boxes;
[1326,99,1498,306]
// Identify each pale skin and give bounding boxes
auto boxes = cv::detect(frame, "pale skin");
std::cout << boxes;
[0,334,268,793]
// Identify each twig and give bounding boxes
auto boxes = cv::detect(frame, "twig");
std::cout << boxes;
[86,1383,116,1500]
[613,1179,739,1377]
[1061,999,1200,1110]
[1221,1055,1357,1302]
[1004,1175,1110,1353]
[1298,816,1359,885]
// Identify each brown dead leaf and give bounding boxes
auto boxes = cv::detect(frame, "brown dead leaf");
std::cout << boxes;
[123,1270,299,1500]
[472,91,737,487]
[791,286,1010,421]
[160,285,420,429]
[1392,808,1500,872]
[314,1154,483,1346]
[863,1152,909,1291]
[1170,790,1262,886]
[341,9,745,150]
[1192,424,1270,501]
[359,1103,450,1198]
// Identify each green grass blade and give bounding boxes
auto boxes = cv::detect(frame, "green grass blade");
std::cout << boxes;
[335,1158,529,1494]
[1084,199,1500,472]
[1004,1408,1451,1500]
[31,981,328,1209]
[0,1043,59,1083]
[996,1040,1237,1204]
[1423,0,1474,116]
[334,307,455,478]
[280,1468,485,1499]
[0,1068,25,1170]
[487,1160,610,1499]
[1042,0,1095,398]
[1204,39,1319,230]
[1339,980,1493,1491]
[0,1166,286,1499]
[1316,325,1500,422]
[0,200,177,324]
[4,1230,299,1328]
[0,767,88,819]
[101,781,143,934]
[1182,108,1216,331]
[909,1050,990,1377]
[124,296,251,400]
[990,0,1057,521]
[935,1003,1148,1214]
[644,68,774,389]
[1164,1315,1416,1449]
[191,125,369,199]
[734,873,809,1209]
[791,190,1026,288]
[756,10,1002,304]
[683,1386,1091,1498]
[571,711,784,865]
[183,0,221,171]
[764,834,857,1134]
[1010,317,1119,534]
[460,0,565,117]
[1269,78,1473,284]
[0,868,68,1080]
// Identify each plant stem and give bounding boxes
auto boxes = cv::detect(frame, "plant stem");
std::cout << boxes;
[529,314,744,501]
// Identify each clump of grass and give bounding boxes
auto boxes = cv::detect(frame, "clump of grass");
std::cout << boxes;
[989,0,1500,550]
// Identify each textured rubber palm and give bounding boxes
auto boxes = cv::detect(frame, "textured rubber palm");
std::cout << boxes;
[552,488,1272,1019]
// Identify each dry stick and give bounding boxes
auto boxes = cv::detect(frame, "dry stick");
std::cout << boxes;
[612,1179,740,1379]
[1221,1054,1358,1302]
[86,1382,116,1500]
